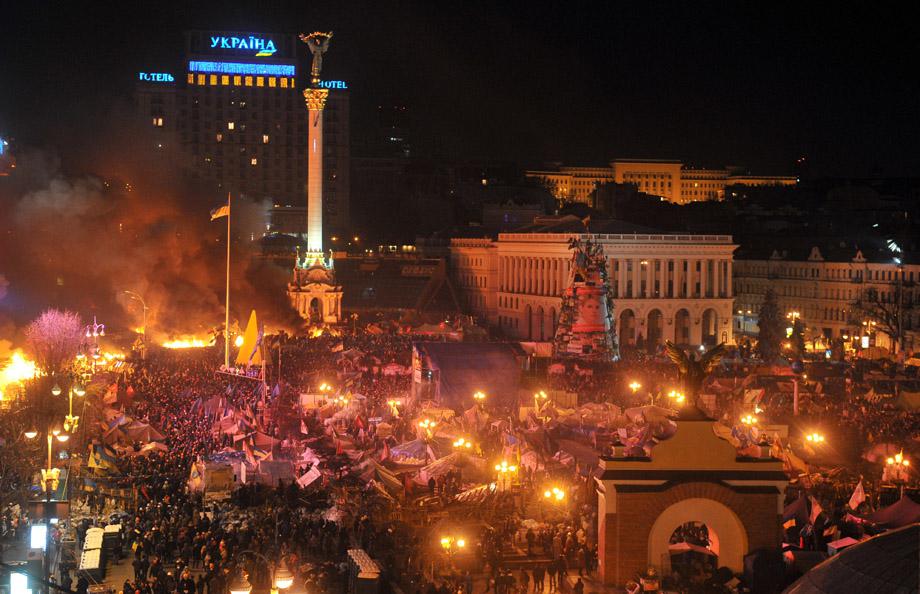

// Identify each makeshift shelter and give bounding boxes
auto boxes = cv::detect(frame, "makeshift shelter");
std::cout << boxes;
[783,524,918,593]
[256,460,294,486]
[389,439,434,465]
[865,494,920,528]
[411,342,525,410]
[122,421,165,443]
[416,451,488,484]
[188,461,235,493]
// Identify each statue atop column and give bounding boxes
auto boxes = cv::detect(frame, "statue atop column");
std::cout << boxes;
[299,31,333,85]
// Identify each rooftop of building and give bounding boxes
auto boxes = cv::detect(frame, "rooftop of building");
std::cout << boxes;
[734,236,916,265]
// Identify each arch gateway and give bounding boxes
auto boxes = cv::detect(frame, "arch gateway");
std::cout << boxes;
[595,412,787,586]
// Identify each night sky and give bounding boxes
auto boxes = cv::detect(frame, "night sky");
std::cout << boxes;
[2,1,919,177]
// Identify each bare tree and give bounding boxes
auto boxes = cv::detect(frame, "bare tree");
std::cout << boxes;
[852,285,915,353]
[25,309,84,375]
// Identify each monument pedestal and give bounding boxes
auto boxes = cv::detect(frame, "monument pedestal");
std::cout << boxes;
[288,250,343,324]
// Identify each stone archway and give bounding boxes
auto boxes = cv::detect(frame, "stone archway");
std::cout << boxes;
[648,498,748,573]
[619,309,636,346]
[702,308,718,345]
[309,297,323,324]
[647,309,663,352]
[675,309,691,345]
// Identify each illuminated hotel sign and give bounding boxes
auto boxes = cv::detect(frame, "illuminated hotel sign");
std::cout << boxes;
[318,80,348,89]
[210,35,277,56]
[138,72,174,82]
[189,61,295,76]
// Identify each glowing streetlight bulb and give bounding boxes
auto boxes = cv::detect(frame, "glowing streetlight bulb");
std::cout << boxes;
[629,381,641,393]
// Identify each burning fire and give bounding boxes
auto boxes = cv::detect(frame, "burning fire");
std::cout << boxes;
[0,351,38,396]
[162,337,212,349]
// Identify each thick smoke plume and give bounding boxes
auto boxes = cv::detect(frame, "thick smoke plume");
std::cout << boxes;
[0,105,300,347]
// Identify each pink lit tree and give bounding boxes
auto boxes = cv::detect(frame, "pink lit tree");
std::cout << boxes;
[25,309,84,376]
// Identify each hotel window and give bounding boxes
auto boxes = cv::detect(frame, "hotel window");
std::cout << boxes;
[280,78,289,88]
[198,74,206,85]
[216,133,223,142]
[257,76,265,87]
[245,76,253,87]
[251,158,258,166]
[152,117,163,127]
[263,134,270,144]
[268,77,277,87]
[221,75,229,85]
[233,76,242,86]
[227,122,235,130]
[187,73,195,84]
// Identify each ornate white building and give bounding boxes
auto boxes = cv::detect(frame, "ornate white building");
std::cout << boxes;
[451,217,736,348]
[734,246,920,353]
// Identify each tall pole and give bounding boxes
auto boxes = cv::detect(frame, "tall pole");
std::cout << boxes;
[225,192,231,368]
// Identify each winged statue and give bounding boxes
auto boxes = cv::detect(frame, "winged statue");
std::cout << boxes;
[664,340,726,399]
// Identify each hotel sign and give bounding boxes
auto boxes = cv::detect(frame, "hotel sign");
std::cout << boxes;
[138,72,174,82]
[210,35,277,56]
[318,80,348,89]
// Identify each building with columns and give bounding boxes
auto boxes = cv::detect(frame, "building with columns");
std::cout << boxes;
[451,216,736,348]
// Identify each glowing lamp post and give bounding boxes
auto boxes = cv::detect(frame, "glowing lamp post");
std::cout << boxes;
[805,432,825,445]
[667,390,686,405]
[64,383,85,433]
[452,437,474,451]
[473,390,486,409]
[440,536,466,567]
[533,390,548,416]
[387,399,400,417]
[629,381,641,394]
[741,414,758,426]
[230,551,294,594]
[418,418,437,440]
[494,460,518,492]
[543,486,565,503]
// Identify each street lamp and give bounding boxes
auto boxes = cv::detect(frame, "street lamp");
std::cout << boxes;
[418,418,437,439]
[495,460,518,491]
[629,381,641,394]
[805,432,826,444]
[473,390,486,406]
[453,437,474,450]
[231,551,294,594]
[533,390,548,415]
[741,414,758,426]
[543,486,565,502]
[64,383,85,433]
[123,290,149,337]
[440,535,466,566]
[667,390,685,405]
[387,399,400,417]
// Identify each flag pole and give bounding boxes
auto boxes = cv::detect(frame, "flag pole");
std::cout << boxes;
[224,191,231,368]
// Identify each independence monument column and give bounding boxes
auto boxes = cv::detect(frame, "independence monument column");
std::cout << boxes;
[300,31,333,254]
[287,31,342,325]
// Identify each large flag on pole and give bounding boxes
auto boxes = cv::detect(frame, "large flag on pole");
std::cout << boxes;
[808,495,824,525]
[210,204,230,220]
[848,480,866,510]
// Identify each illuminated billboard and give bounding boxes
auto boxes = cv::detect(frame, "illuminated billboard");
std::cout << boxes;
[187,31,293,60]
[189,61,295,77]
[318,80,348,89]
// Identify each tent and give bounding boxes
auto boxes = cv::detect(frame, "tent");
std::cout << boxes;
[389,439,433,465]
[188,461,235,493]
[257,460,294,485]
[894,390,920,411]
[416,451,488,484]
[865,495,920,528]
[122,421,165,442]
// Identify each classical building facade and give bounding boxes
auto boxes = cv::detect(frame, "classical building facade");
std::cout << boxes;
[525,159,796,205]
[451,219,736,348]
[734,246,920,352]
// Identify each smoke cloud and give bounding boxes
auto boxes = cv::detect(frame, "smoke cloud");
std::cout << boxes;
[0,103,300,347]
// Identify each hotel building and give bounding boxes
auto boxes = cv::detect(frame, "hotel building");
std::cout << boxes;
[451,216,736,348]
[134,30,350,239]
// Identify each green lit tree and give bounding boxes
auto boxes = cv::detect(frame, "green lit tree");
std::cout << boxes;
[756,289,784,363]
